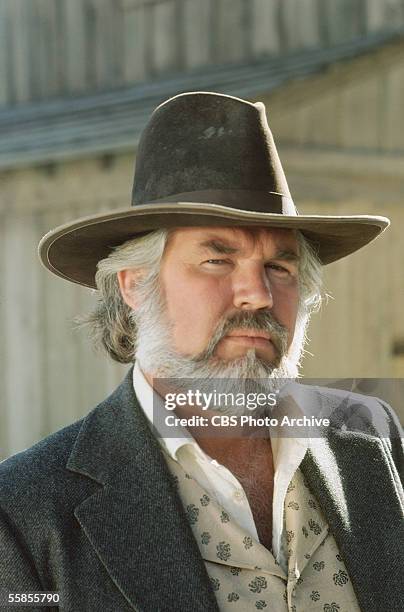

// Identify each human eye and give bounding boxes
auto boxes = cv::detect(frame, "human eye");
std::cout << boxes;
[265,263,290,275]
[200,258,234,273]
[204,259,230,265]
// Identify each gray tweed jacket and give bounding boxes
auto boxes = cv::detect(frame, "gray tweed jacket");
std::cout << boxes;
[0,369,403,612]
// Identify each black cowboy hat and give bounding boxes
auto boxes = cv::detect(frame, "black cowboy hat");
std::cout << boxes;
[38,91,389,289]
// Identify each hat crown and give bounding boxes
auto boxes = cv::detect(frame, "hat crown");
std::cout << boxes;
[132,92,292,206]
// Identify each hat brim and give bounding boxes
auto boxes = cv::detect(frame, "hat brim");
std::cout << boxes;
[38,202,389,289]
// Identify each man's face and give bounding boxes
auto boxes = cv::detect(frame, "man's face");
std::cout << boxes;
[158,226,300,366]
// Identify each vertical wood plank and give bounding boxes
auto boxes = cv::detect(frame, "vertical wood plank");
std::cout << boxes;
[214,0,246,64]
[152,0,178,74]
[241,0,253,60]
[281,0,320,51]
[299,93,341,148]
[27,0,43,101]
[89,0,109,89]
[91,0,122,89]
[325,0,366,45]
[369,0,404,32]
[0,0,10,106]
[122,3,148,83]
[383,62,404,152]
[183,0,212,69]
[83,0,97,90]
[347,244,366,375]
[0,209,7,459]
[208,0,220,63]
[63,0,87,94]
[339,77,381,149]
[251,0,281,57]
[366,0,385,32]
[143,1,155,78]
[4,211,45,456]
[54,0,67,96]
[33,0,64,99]
[316,0,330,46]
[276,0,289,53]
[357,201,391,375]
[7,0,31,103]
[390,208,404,369]
[173,0,186,70]
[111,1,125,87]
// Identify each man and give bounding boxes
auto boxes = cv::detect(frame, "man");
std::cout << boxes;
[0,92,403,611]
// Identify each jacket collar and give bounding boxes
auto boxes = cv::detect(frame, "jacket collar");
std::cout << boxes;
[67,368,219,612]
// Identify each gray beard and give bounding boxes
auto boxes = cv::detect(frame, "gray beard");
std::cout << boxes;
[132,274,309,411]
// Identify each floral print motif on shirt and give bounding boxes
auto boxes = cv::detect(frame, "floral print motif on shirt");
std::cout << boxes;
[163,452,360,611]
[186,503,199,525]
[217,541,232,561]
[248,576,268,594]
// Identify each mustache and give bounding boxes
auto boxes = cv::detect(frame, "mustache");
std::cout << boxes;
[194,311,289,363]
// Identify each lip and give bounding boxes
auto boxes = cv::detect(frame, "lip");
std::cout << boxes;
[224,333,274,349]
[226,330,272,341]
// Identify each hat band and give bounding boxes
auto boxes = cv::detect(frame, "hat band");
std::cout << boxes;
[136,189,297,216]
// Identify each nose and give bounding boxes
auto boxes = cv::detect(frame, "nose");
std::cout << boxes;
[232,264,274,311]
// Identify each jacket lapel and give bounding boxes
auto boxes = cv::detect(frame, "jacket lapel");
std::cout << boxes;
[301,428,404,612]
[67,369,219,612]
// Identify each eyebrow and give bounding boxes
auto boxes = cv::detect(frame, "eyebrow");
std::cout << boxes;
[198,239,300,262]
[199,239,239,255]
[273,249,300,263]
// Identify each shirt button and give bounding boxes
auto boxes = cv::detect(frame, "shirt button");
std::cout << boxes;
[233,489,244,501]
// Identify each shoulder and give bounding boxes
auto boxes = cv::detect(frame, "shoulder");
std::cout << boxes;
[295,383,403,478]
[0,367,138,524]
[0,368,135,499]
[0,418,90,521]
[289,382,401,435]
[315,385,402,437]
[0,418,81,481]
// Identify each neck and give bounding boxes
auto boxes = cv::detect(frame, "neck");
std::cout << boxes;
[143,368,273,475]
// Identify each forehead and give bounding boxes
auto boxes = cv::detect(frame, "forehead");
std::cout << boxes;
[164,226,298,256]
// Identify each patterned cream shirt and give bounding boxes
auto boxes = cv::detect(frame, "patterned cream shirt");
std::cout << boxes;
[132,363,361,610]
[133,362,309,567]
[165,453,361,612]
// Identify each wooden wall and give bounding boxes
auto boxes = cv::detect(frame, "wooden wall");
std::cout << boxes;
[262,37,404,154]
[1,0,404,107]
[0,158,131,460]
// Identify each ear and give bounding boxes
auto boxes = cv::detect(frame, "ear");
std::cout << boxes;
[117,269,145,311]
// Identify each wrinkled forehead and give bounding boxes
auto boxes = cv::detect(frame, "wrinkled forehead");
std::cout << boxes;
[164,225,299,258]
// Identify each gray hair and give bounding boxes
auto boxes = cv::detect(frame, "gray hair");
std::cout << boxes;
[80,227,323,364]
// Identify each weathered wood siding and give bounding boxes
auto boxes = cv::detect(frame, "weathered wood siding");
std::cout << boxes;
[0,159,131,459]
[1,0,404,106]
[262,39,404,154]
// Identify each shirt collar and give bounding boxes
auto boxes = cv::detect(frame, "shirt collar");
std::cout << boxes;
[132,361,201,461]
[133,362,311,465]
